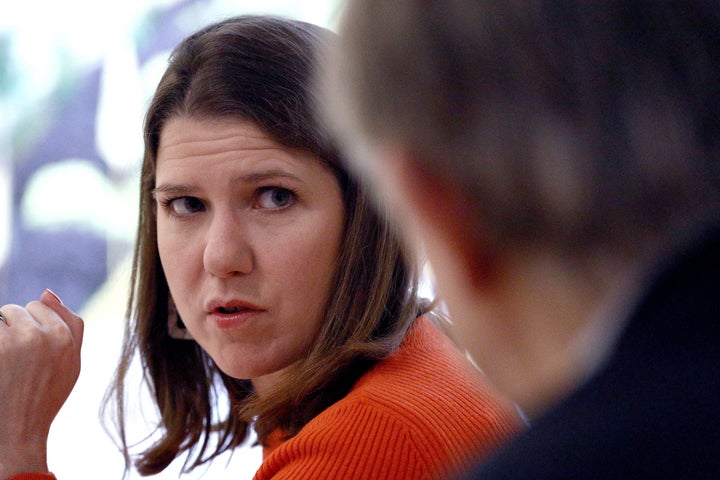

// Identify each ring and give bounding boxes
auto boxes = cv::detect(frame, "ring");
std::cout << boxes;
[0,311,5,325]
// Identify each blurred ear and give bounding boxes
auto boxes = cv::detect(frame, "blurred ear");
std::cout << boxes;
[389,150,498,291]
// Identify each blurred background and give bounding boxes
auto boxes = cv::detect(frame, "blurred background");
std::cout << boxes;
[0,0,338,478]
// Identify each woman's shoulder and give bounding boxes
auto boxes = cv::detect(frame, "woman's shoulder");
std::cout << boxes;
[275,315,522,476]
[351,315,517,419]
[256,316,523,480]
[337,314,522,446]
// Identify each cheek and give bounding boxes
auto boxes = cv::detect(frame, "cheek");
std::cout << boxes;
[157,223,177,277]
[271,216,344,317]
[280,229,340,298]
[157,221,198,296]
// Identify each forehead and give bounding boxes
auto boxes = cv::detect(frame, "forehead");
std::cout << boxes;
[158,117,284,158]
[155,116,328,176]
[154,116,341,195]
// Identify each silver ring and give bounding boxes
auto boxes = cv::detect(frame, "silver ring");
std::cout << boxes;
[0,311,6,325]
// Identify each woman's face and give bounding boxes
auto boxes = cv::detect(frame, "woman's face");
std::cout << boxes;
[155,117,345,391]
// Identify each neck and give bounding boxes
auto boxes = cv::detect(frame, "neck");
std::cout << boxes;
[485,249,645,419]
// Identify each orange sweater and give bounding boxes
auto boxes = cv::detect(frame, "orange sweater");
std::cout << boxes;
[255,317,523,480]
[14,318,522,480]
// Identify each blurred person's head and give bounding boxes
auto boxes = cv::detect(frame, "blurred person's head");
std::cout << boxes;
[323,0,720,416]
[107,15,423,474]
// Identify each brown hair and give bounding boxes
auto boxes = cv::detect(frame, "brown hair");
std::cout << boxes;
[326,0,720,261]
[103,15,425,475]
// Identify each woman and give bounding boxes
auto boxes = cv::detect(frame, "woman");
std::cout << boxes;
[3,15,521,480]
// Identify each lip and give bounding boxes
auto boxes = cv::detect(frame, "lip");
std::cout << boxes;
[206,298,265,330]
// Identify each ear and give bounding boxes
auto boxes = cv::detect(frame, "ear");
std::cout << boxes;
[390,150,499,291]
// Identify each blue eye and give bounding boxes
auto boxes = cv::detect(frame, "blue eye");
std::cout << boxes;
[256,187,295,210]
[167,196,205,215]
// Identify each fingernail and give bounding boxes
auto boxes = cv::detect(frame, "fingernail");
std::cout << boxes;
[45,288,64,305]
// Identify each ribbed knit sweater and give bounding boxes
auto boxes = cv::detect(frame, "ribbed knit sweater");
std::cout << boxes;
[254,317,522,480]
[12,318,522,480]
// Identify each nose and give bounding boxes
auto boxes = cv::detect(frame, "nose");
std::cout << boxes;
[203,210,254,278]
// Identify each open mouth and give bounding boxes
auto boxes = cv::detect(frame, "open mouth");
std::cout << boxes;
[218,306,245,314]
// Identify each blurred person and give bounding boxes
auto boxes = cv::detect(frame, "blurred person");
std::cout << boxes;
[322,1,720,478]
[0,15,522,480]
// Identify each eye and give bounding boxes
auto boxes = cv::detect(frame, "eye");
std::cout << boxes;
[162,196,206,216]
[256,187,295,210]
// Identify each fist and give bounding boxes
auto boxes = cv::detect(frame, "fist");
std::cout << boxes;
[0,289,84,478]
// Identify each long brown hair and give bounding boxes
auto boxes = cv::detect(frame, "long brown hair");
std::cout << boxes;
[103,15,426,475]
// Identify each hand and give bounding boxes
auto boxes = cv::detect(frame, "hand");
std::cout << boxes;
[0,289,84,479]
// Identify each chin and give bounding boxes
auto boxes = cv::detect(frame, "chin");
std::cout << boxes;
[214,361,280,382]
[210,348,301,384]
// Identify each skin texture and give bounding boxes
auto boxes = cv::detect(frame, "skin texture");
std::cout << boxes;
[0,289,84,478]
[155,117,345,395]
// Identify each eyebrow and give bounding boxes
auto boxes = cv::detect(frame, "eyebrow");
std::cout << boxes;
[152,169,306,198]
[152,184,196,199]
[237,169,306,185]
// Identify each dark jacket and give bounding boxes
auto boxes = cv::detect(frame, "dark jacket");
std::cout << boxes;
[464,226,720,479]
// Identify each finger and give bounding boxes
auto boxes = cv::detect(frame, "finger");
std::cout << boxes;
[23,301,83,380]
[0,304,40,330]
[39,289,85,347]
[0,306,11,327]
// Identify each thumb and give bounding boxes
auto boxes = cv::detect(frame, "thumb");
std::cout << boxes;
[40,289,85,347]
